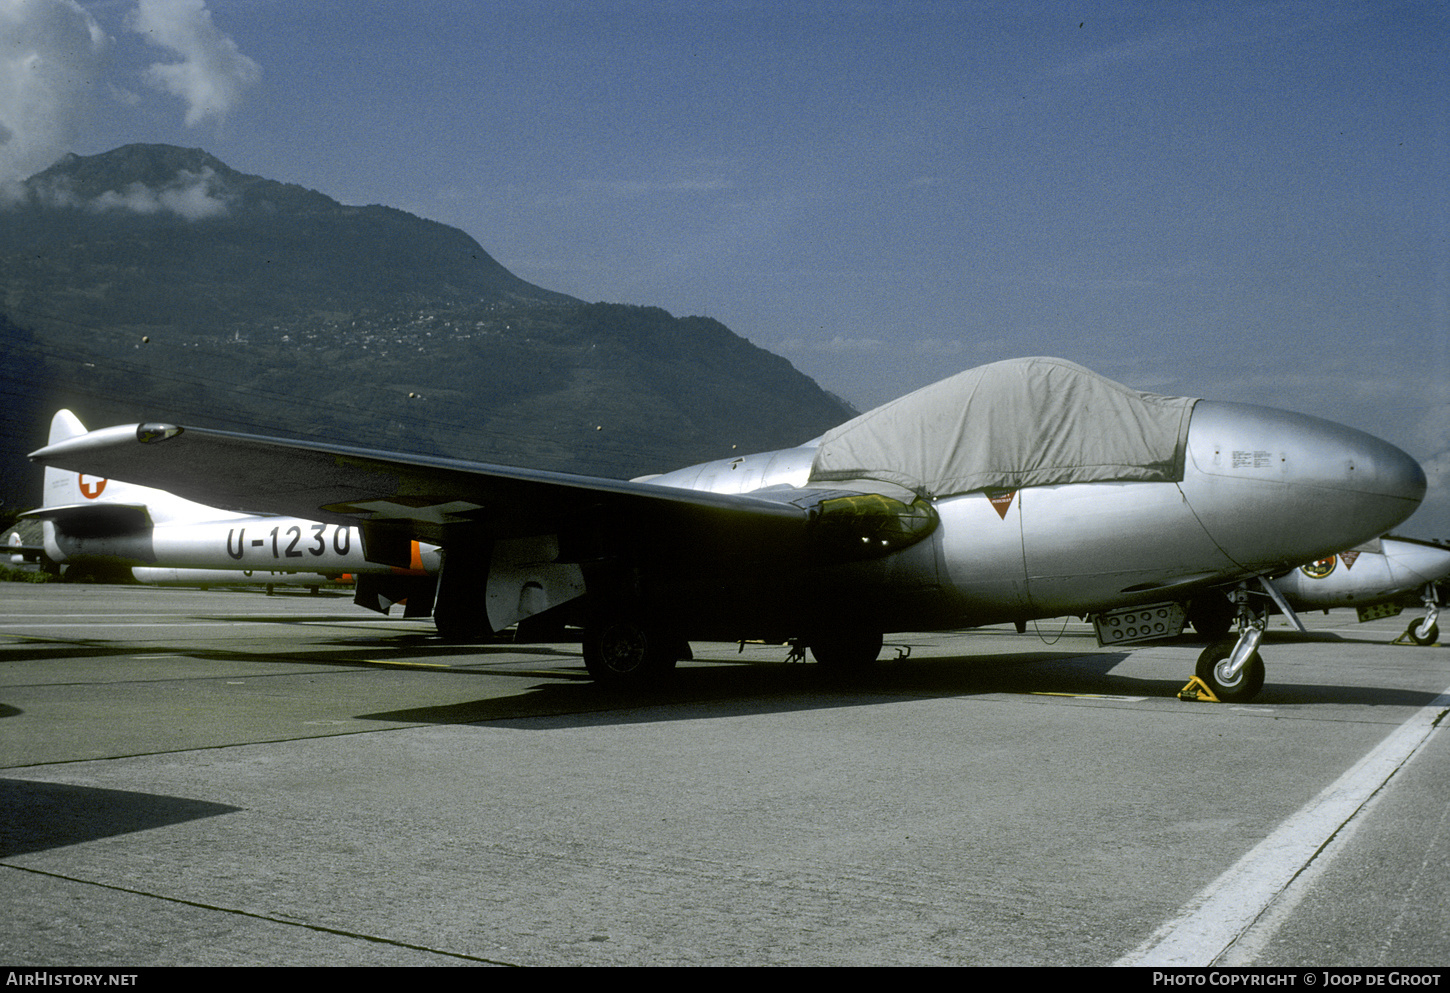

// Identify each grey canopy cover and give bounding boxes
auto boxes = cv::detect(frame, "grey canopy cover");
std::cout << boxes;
[808,356,1198,499]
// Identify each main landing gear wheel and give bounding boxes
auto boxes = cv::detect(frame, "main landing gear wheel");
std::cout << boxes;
[1403,618,1439,646]
[808,628,884,671]
[433,610,492,642]
[1194,638,1266,702]
[582,617,676,687]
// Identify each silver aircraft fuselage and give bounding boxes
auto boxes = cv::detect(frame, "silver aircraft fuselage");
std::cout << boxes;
[648,400,1426,632]
[1275,536,1450,610]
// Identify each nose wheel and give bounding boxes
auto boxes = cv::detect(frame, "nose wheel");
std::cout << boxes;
[1402,616,1440,646]
[1397,584,1441,646]
[1180,578,1290,702]
[1192,636,1266,702]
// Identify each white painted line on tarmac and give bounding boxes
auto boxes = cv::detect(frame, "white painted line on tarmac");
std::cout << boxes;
[0,622,264,628]
[0,619,403,629]
[1115,683,1450,967]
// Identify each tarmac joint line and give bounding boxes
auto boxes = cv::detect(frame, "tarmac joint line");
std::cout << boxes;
[0,861,518,966]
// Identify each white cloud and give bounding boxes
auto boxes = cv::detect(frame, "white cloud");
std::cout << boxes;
[11,163,232,219]
[0,0,260,186]
[2,169,74,208]
[1404,389,1450,455]
[1407,449,1450,539]
[910,337,968,356]
[775,335,884,354]
[576,176,736,198]
[127,0,260,126]
[90,166,231,219]
[0,0,110,183]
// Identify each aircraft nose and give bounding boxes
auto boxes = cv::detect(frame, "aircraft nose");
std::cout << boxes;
[1181,401,1426,568]
[1382,538,1450,588]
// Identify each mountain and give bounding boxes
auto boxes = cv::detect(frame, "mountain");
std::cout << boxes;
[0,144,855,508]
[2,143,575,325]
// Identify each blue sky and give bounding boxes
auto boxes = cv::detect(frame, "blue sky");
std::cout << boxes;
[4,0,1448,535]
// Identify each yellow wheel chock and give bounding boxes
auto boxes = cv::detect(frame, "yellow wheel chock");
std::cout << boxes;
[1177,676,1221,702]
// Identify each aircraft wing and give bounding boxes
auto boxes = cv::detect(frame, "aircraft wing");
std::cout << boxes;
[28,421,816,567]
[21,502,153,536]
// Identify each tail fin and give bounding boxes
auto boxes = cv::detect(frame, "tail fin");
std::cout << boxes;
[42,411,94,508]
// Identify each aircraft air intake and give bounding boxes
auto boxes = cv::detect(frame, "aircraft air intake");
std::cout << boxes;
[807,493,939,563]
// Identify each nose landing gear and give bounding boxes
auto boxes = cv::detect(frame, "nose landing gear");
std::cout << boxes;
[1396,584,1441,646]
[1181,577,1299,702]
[1190,630,1265,702]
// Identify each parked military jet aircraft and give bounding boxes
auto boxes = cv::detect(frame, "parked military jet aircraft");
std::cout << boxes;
[1276,535,1450,645]
[26,410,439,609]
[29,357,1426,700]
[1180,534,1450,647]
[7,530,44,569]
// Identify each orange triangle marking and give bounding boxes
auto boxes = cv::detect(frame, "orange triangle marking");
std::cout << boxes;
[988,490,1016,519]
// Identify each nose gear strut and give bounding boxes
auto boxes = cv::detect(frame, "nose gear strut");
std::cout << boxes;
[1180,576,1299,703]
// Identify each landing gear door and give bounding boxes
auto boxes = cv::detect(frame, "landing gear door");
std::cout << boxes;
[486,535,586,633]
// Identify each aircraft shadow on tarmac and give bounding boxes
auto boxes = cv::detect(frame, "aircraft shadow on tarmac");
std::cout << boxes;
[0,642,199,664]
[351,639,1450,726]
[6,621,1436,731]
[1251,680,1445,707]
[0,778,239,857]
[0,635,583,671]
[353,651,1165,726]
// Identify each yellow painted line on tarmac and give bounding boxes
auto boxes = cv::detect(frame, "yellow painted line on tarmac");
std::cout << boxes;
[1030,692,1148,702]
[345,659,452,669]
[243,656,456,671]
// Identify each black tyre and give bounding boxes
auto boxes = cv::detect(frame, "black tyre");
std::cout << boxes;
[808,627,884,670]
[583,617,674,686]
[433,606,492,641]
[1195,638,1266,702]
[1403,618,1439,646]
